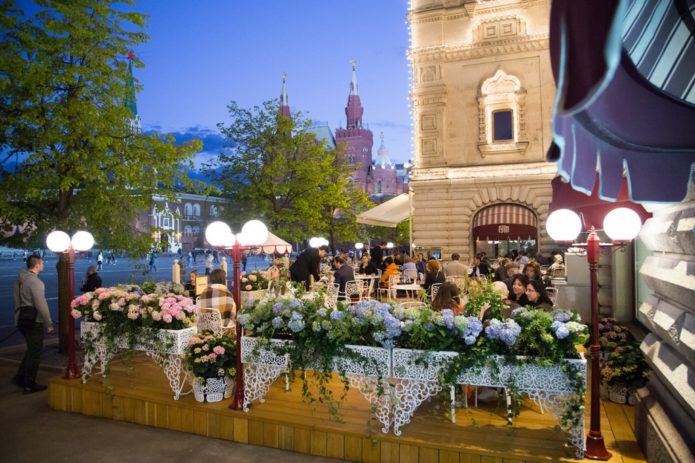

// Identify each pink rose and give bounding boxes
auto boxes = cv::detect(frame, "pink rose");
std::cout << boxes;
[245,285,252,290]
[162,313,173,323]
[248,274,257,282]
[71,309,82,319]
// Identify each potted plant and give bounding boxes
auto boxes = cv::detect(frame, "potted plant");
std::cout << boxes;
[184,333,236,402]
[239,270,271,308]
[601,339,648,404]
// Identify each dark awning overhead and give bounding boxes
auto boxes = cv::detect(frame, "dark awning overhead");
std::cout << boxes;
[548,175,651,230]
[548,0,695,204]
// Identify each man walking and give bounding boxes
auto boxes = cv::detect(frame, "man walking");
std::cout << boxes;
[96,251,103,271]
[13,254,54,393]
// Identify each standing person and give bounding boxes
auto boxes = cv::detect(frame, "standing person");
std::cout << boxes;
[205,252,214,276]
[370,241,385,271]
[290,245,329,290]
[241,250,248,272]
[13,254,54,393]
[96,251,103,271]
[80,266,102,292]
[148,252,157,272]
[444,253,467,277]
[186,250,193,269]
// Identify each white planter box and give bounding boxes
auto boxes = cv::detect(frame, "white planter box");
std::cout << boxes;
[81,321,196,356]
[392,348,458,381]
[192,376,234,403]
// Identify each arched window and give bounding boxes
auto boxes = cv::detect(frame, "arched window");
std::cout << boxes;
[184,203,193,217]
[193,204,201,217]
[184,225,193,234]
[192,226,200,234]
[210,205,218,217]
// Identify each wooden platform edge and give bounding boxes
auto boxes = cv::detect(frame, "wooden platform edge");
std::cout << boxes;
[47,374,635,463]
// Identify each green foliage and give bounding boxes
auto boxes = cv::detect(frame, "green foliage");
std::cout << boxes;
[0,0,204,255]
[210,100,361,243]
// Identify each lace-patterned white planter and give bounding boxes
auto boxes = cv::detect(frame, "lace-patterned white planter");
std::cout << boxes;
[462,356,586,456]
[390,349,458,436]
[240,336,291,412]
[80,321,196,400]
[192,375,233,403]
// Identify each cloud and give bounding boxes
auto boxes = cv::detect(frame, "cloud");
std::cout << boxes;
[369,121,411,130]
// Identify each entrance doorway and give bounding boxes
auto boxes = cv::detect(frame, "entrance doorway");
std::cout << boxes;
[472,204,538,258]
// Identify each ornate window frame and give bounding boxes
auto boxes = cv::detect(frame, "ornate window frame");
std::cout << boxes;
[477,69,528,157]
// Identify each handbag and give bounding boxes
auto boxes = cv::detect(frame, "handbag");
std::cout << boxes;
[16,305,37,330]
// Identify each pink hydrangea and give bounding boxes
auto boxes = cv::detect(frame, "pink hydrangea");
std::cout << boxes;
[162,313,173,324]
[71,309,82,319]
[213,346,225,355]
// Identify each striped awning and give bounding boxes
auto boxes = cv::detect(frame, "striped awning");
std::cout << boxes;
[473,204,537,241]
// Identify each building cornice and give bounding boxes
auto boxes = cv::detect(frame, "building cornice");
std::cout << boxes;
[409,36,548,63]
[410,161,556,182]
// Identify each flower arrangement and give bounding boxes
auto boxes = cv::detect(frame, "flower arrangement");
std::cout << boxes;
[508,308,588,361]
[597,318,649,396]
[141,280,186,296]
[240,270,270,291]
[184,333,236,380]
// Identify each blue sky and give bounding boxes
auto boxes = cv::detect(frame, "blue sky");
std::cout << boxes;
[133,0,412,166]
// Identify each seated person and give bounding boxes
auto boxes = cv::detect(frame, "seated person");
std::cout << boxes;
[197,269,236,328]
[422,259,446,295]
[332,256,355,301]
[493,258,511,282]
[379,257,400,288]
[357,254,379,275]
[431,281,463,314]
[505,273,529,308]
[523,262,543,284]
[184,270,197,298]
[525,279,554,310]
[80,266,102,292]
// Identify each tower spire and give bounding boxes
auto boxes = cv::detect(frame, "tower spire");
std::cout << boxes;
[345,60,364,129]
[279,72,291,117]
[350,59,359,95]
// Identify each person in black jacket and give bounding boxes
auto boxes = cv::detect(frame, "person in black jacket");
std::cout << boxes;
[80,266,102,293]
[290,245,330,290]
[469,253,491,279]
[331,256,355,300]
[369,242,385,270]
[357,254,378,275]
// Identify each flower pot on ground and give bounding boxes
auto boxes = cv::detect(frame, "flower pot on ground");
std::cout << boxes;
[184,333,236,403]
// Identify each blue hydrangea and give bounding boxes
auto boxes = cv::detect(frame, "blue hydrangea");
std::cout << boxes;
[289,299,301,309]
[317,308,327,317]
[423,322,434,332]
[291,310,303,321]
[391,306,406,320]
[271,316,284,329]
[485,319,521,347]
[384,314,402,339]
[272,302,285,315]
[511,307,527,319]
[237,314,250,326]
[441,309,455,330]
[402,319,414,332]
[330,310,345,321]
[553,310,572,322]
[288,318,305,333]
[464,316,483,339]
[464,335,476,345]
[555,325,570,340]
[551,320,563,332]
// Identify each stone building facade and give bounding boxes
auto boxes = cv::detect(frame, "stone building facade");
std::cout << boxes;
[408,0,556,260]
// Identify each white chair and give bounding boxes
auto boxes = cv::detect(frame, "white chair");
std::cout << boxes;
[344,280,364,303]
[363,277,376,300]
[403,268,418,283]
[430,283,442,302]
[378,274,399,302]
[545,286,558,304]
[196,308,226,337]
[325,283,340,307]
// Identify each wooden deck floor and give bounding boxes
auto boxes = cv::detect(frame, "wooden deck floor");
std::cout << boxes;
[48,354,645,463]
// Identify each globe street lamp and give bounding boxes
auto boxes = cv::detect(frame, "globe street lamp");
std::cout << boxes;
[545,207,642,460]
[46,230,95,380]
[355,242,364,259]
[204,220,268,411]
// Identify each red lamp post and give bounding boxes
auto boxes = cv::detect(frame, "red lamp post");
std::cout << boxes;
[546,208,642,460]
[46,230,95,380]
[204,220,268,411]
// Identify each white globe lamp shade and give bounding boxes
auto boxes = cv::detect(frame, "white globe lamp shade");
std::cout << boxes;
[546,209,582,242]
[205,221,232,247]
[46,231,71,253]
[319,238,329,247]
[71,231,95,251]
[355,242,364,250]
[308,237,320,248]
[240,220,268,246]
[604,208,642,242]
[223,231,236,247]
[386,242,394,249]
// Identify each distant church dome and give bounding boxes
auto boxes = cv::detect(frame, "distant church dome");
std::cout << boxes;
[374,132,393,169]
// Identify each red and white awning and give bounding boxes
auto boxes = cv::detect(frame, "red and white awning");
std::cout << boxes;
[473,204,537,241]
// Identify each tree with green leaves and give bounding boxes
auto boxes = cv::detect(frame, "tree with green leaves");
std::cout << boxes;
[210,100,361,244]
[0,0,202,256]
